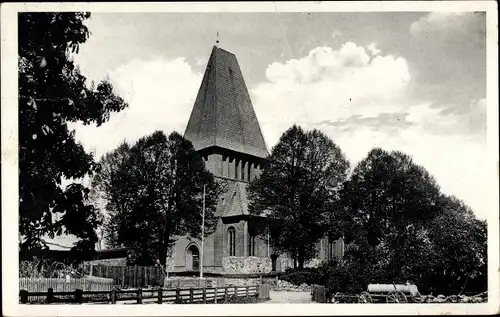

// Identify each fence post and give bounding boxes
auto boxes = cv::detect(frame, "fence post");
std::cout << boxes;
[214,287,218,304]
[158,287,163,304]
[47,288,54,304]
[175,287,180,303]
[202,287,207,303]
[276,275,279,289]
[75,289,83,304]
[224,286,228,302]
[20,290,28,304]
[111,289,116,304]
[137,288,142,304]
[189,288,193,303]
[246,285,249,299]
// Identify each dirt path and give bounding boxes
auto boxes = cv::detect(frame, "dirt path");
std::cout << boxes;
[268,291,312,303]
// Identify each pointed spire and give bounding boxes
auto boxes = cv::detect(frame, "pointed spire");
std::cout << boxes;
[184,46,269,158]
[216,32,219,46]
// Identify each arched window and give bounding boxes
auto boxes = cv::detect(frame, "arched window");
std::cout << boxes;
[248,234,256,256]
[228,227,236,256]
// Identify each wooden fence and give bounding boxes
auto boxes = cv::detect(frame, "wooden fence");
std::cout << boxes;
[91,265,164,288]
[20,285,263,304]
[20,277,114,303]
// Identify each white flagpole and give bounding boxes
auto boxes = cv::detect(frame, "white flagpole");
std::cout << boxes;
[200,184,206,279]
[267,227,270,257]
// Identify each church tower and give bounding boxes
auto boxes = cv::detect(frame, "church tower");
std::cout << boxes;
[183,46,270,272]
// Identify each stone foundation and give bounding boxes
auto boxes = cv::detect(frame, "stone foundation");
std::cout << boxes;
[222,256,271,273]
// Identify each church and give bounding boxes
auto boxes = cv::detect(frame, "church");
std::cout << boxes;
[167,45,345,273]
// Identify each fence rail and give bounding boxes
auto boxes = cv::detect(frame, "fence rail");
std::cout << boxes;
[20,285,262,304]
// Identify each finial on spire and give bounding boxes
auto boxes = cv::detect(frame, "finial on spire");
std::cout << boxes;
[216,32,219,46]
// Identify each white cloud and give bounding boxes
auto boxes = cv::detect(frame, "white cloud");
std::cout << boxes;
[331,29,342,39]
[252,42,411,146]
[367,42,381,55]
[251,42,489,220]
[70,57,203,159]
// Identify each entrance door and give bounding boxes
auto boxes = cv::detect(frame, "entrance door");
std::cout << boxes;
[186,245,200,271]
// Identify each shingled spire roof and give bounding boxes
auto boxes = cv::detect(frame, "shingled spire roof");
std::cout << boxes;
[184,46,269,158]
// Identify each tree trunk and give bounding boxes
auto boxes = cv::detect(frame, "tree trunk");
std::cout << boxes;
[298,247,305,270]
[159,225,170,268]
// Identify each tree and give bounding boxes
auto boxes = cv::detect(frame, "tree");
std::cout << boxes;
[422,195,487,294]
[18,12,128,253]
[91,131,223,266]
[248,125,350,269]
[340,148,442,279]
[339,148,487,295]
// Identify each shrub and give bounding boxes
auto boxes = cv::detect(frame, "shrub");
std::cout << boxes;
[280,267,320,286]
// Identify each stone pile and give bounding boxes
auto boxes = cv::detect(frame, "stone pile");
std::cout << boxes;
[418,293,487,303]
[274,280,311,292]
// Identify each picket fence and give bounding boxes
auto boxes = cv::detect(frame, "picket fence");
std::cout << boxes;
[19,277,114,292]
[91,265,164,288]
[19,277,114,302]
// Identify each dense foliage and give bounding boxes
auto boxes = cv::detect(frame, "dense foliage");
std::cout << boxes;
[91,131,225,266]
[248,125,350,268]
[279,148,487,298]
[18,12,128,253]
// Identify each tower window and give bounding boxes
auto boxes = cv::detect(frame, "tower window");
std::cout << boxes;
[228,227,236,256]
[241,161,245,180]
[235,159,239,180]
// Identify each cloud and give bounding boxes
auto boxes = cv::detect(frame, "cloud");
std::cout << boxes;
[410,12,485,41]
[331,29,342,38]
[367,42,381,55]
[69,57,203,159]
[251,42,488,219]
[252,42,411,146]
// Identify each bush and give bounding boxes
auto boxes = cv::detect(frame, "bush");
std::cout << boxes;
[317,260,362,299]
[280,267,320,286]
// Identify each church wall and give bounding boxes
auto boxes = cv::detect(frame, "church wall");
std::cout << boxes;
[254,233,269,257]
[213,218,224,268]
[223,219,247,257]
[316,237,345,261]
[171,234,220,272]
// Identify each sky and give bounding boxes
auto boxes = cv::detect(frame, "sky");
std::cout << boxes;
[60,11,489,247]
